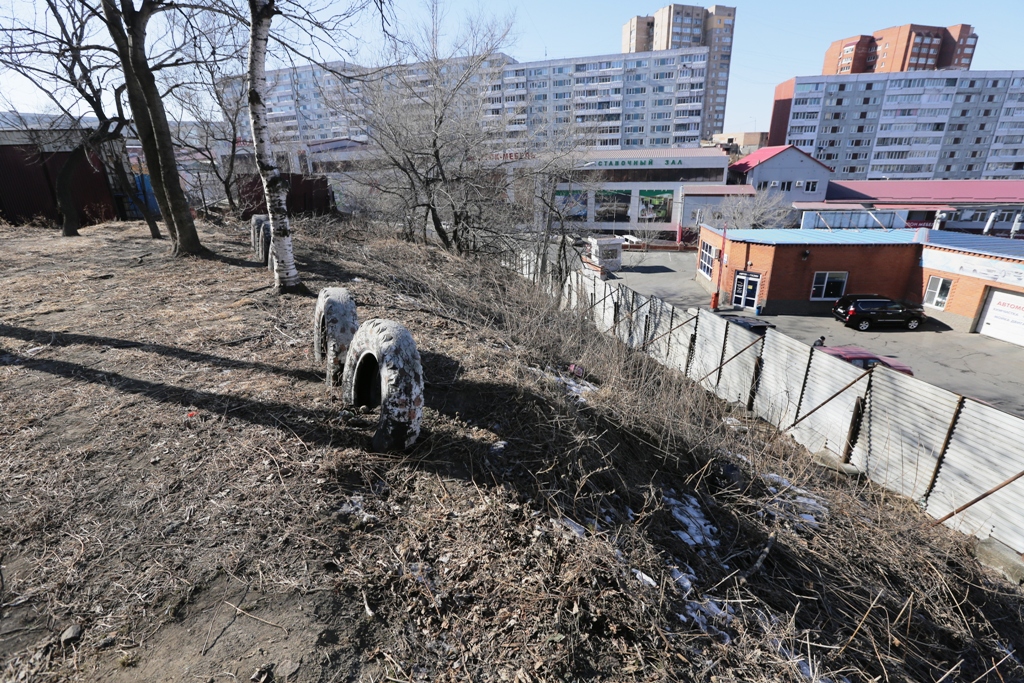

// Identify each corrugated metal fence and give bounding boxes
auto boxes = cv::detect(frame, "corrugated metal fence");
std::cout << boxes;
[509,257,1024,556]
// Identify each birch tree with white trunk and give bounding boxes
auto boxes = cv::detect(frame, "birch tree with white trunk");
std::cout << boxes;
[245,0,305,294]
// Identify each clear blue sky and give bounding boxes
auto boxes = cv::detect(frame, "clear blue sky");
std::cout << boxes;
[4,0,1021,133]
[367,0,1023,133]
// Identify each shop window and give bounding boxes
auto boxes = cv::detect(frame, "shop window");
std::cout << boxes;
[810,271,847,300]
[924,276,952,309]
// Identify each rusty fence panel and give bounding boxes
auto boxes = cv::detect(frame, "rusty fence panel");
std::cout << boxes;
[686,309,728,392]
[788,349,869,461]
[715,322,763,406]
[753,329,812,429]
[850,366,962,502]
[925,400,1024,554]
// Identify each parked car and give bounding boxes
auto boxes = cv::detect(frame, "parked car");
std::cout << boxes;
[719,315,777,336]
[832,295,926,331]
[816,345,914,376]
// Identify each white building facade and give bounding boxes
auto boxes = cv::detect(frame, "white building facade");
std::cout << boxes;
[774,70,1024,181]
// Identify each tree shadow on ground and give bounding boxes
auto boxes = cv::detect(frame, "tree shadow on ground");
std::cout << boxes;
[0,324,322,383]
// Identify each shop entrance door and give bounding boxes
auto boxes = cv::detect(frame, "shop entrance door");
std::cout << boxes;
[732,271,760,309]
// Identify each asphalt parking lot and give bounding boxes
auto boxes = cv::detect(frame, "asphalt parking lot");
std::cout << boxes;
[613,250,1024,418]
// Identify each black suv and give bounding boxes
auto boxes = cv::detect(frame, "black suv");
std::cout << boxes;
[832,295,926,331]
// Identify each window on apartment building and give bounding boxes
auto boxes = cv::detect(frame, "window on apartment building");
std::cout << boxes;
[923,276,952,309]
[810,272,848,300]
[804,181,818,192]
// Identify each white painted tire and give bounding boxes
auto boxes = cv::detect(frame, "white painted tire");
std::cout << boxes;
[313,287,359,386]
[341,319,424,452]
[250,214,269,252]
[254,219,272,265]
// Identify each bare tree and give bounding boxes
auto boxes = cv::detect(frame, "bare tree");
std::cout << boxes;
[167,10,250,215]
[0,0,162,238]
[97,0,207,255]
[338,2,528,254]
[712,190,795,230]
[244,0,383,292]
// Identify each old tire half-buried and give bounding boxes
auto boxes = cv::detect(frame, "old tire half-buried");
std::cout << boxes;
[254,218,272,265]
[341,319,424,452]
[250,214,269,253]
[313,287,359,387]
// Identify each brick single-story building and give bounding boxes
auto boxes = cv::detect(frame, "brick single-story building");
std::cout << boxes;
[696,226,1024,346]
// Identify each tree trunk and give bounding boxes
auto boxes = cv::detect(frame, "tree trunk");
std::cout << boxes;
[124,24,202,255]
[102,0,203,256]
[109,148,162,239]
[55,145,87,237]
[247,0,305,293]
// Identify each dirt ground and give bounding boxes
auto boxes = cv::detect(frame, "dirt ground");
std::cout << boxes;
[2,220,1023,682]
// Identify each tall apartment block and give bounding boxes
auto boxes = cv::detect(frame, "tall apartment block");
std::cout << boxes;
[622,4,735,137]
[235,46,715,158]
[823,24,977,75]
[493,47,711,149]
[769,71,1024,181]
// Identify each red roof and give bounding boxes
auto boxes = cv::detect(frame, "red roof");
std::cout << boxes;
[827,180,1024,204]
[729,145,833,174]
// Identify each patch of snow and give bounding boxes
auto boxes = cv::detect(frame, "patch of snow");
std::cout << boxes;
[632,569,657,587]
[555,516,587,538]
[664,494,719,547]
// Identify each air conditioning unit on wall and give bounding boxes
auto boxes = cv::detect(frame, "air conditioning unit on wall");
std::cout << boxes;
[769,180,779,187]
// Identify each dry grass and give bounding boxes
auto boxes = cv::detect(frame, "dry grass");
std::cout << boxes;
[0,218,1022,682]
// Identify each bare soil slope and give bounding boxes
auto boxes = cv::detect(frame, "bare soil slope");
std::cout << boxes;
[1,221,1022,682]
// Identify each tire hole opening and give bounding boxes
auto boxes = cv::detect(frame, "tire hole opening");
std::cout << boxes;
[353,353,382,409]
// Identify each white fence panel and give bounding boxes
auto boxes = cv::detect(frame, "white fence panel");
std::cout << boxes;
[644,297,675,361]
[851,367,961,501]
[663,306,697,375]
[623,292,654,348]
[753,329,812,429]
[687,310,728,391]
[716,323,763,406]
[926,400,1024,554]
[789,350,868,460]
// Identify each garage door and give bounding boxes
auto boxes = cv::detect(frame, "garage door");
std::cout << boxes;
[978,289,1024,347]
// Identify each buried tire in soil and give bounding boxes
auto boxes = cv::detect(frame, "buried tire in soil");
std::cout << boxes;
[254,220,272,265]
[250,214,269,253]
[313,287,359,387]
[341,318,424,452]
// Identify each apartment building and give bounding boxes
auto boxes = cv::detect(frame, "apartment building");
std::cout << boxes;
[769,70,1024,181]
[495,47,711,150]
[823,24,977,76]
[229,45,717,170]
[622,4,735,137]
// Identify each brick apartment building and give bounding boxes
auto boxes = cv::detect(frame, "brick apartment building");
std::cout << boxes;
[622,4,735,137]
[822,23,977,75]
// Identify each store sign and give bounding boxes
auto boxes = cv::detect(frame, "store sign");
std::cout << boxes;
[921,248,1024,288]
[592,158,697,168]
[979,290,1024,347]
